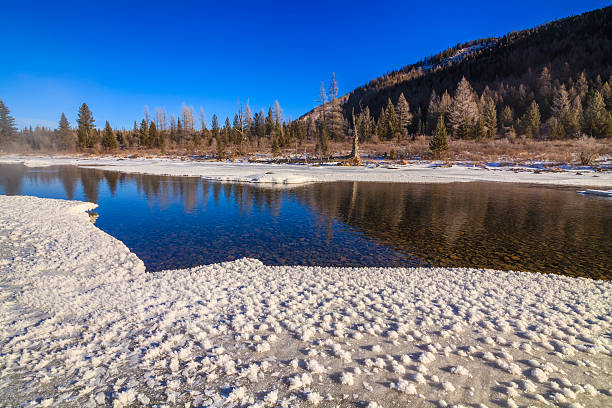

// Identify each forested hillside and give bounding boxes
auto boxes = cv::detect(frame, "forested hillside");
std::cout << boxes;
[301,5,612,152]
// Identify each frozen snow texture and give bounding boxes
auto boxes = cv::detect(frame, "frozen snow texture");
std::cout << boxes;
[0,195,611,407]
[2,155,611,188]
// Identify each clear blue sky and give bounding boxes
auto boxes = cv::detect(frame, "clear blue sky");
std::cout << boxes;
[1,0,609,129]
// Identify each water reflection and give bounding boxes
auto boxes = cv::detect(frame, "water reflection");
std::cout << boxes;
[1,163,610,279]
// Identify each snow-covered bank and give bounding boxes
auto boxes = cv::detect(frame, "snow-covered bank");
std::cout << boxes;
[1,195,611,407]
[1,155,611,188]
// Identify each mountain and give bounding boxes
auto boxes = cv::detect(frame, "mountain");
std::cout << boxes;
[299,6,612,140]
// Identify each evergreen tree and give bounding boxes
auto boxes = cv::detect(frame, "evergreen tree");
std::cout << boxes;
[551,85,571,122]
[223,117,232,153]
[426,90,441,133]
[567,95,583,137]
[244,103,253,142]
[526,100,541,138]
[56,112,75,150]
[395,93,412,140]
[327,100,344,141]
[176,117,183,145]
[139,119,149,147]
[76,103,96,149]
[316,117,330,157]
[101,121,118,152]
[211,114,222,153]
[325,74,344,141]
[500,106,514,128]
[254,110,265,146]
[448,77,479,138]
[376,107,387,141]
[576,72,589,101]
[149,122,159,148]
[385,98,399,140]
[585,90,609,138]
[357,107,374,142]
[265,107,275,139]
[0,99,18,147]
[472,118,486,140]
[328,72,338,101]
[430,116,449,159]
[483,97,497,138]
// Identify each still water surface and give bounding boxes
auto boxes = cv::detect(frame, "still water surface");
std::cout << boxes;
[1,163,610,279]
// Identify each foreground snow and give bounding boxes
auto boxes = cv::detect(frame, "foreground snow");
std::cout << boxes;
[1,155,611,188]
[1,196,611,407]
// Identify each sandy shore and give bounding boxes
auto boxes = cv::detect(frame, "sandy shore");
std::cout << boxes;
[0,195,610,407]
[1,154,611,188]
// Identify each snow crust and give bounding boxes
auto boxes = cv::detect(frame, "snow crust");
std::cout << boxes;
[2,155,611,188]
[1,195,611,407]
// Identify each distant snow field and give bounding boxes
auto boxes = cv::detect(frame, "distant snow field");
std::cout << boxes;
[1,155,611,188]
[1,195,610,407]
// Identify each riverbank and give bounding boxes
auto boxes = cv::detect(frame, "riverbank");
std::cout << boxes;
[1,154,612,188]
[0,195,610,407]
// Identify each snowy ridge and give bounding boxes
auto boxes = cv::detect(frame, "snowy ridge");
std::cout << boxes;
[0,195,611,407]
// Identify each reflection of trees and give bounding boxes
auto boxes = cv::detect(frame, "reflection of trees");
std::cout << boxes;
[0,164,24,195]
[80,169,102,203]
[2,163,608,278]
[103,171,120,197]
[291,182,611,278]
[59,166,80,200]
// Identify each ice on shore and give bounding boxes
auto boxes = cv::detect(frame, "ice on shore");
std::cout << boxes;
[0,195,611,407]
[2,154,611,188]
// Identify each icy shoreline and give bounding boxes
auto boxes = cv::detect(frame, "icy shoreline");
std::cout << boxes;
[1,154,612,188]
[0,195,611,407]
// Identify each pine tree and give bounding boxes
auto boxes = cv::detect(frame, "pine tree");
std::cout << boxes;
[567,95,583,137]
[448,77,479,138]
[385,98,399,141]
[273,100,283,144]
[265,107,274,139]
[244,102,253,142]
[149,122,159,148]
[376,107,387,141]
[176,117,183,145]
[483,97,497,138]
[328,72,338,101]
[316,117,330,157]
[585,90,608,138]
[76,103,96,149]
[526,100,541,139]
[395,93,412,140]
[254,110,265,146]
[350,109,361,165]
[211,114,221,153]
[326,74,343,141]
[0,99,17,147]
[472,118,486,140]
[139,119,149,147]
[426,90,440,133]
[430,116,449,159]
[551,85,571,121]
[223,117,232,152]
[576,72,589,101]
[101,121,118,152]
[500,106,514,128]
[56,112,75,150]
[357,107,374,142]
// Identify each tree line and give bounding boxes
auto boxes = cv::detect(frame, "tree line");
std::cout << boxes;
[0,99,308,156]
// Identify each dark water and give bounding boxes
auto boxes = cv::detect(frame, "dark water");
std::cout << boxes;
[1,163,610,279]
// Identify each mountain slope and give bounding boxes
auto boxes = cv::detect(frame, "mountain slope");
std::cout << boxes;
[301,6,612,137]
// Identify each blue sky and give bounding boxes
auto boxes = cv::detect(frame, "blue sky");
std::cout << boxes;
[1,0,609,129]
